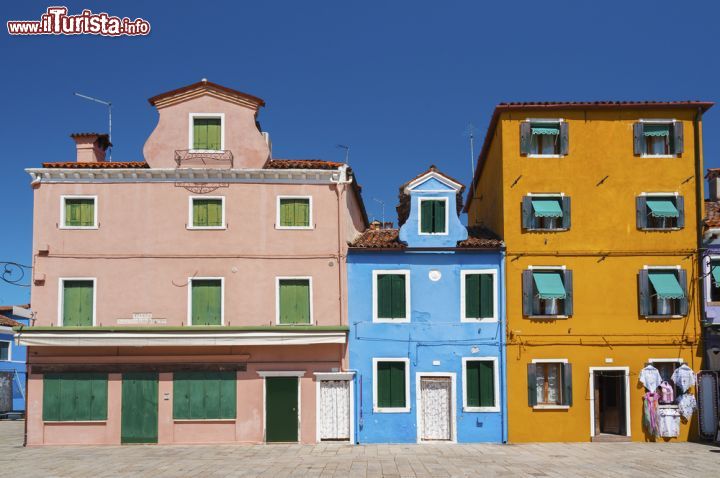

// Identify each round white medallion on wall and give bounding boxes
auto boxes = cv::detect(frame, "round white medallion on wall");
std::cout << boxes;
[428,270,442,281]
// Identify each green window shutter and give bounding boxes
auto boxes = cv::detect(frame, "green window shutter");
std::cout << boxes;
[390,275,406,319]
[207,119,221,150]
[193,199,208,226]
[43,373,107,421]
[479,274,494,318]
[174,372,236,419]
[527,364,538,406]
[63,280,94,326]
[207,200,222,227]
[191,279,222,325]
[465,274,480,318]
[193,199,222,227]
[466,362,480,407]
[279,279,310,324]
[65,199,94,227]
[420,201,433,233]
[433,200,446,233]
[377,362,405,408]
[193,118,208,149]
[467,361,495,408]
[561,363,573,406]
[377,274,391,319]
[279,199,310,227]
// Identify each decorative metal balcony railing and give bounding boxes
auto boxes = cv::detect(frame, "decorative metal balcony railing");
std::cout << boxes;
[174,149,234,168]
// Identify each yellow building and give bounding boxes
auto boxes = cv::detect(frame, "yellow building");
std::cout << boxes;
[465,101,712,442]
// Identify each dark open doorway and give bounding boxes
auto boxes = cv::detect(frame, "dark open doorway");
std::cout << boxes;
[594,370,627,437]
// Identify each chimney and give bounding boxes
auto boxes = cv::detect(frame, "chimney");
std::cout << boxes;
[369,220,382,230]
[70,133,111,163]
[709,169,720,201]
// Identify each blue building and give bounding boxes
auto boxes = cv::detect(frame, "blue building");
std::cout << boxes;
[348,167,506,443]
[0,305,29,417]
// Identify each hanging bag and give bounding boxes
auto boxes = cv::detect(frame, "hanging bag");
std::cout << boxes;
[659,381,675,404]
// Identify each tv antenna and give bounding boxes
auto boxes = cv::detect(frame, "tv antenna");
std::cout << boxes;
[336,144,350,163]
[74,92,112,160]
[372,198,385,227]
[465,123,477,178]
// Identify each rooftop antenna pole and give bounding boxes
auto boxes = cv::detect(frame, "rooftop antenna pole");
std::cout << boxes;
[372,198,385,228]
[74,92,112,160]
[465,123,476,179]
[336,144,350,164]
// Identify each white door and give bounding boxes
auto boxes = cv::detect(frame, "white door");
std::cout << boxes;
[420,377,452,441]
[319,380,350,441]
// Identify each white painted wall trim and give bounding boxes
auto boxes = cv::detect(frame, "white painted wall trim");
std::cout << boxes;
[461,356,500,412]
[372,357,411,413]
[460,269,498,323]
[188,112,225,152]
[257,371,306,378]
[261,373,301,443]
[588,366,631,438]
[404,171,462,192]
[59,195,98,229]
[275,195,314,230]
[57,277,97,326]
[372,270,411,323]
[187,196,226,230]
[275,276,314,325]
[417,197,449,236]
[313,372,355,380]
[0,339,12,361]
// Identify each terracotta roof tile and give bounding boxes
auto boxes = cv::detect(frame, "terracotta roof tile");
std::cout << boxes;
[0,314,20,327]
[350,226,501,249]
[706,200,720,228]
[42,161,149,169]
[264,159,346,170]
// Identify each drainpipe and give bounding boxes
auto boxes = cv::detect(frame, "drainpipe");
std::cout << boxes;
[499,246,508,444]
[694,107,707,368]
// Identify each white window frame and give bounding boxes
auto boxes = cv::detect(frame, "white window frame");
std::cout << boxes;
[460,269,498,323]
[275,276,314,325]
[0,340,11,361]
[417,197,449,236]
[461,357,500,412]
[373,357,411,413]
[187,277,225,326]
[638,118,678,158]
[530,358,569,410]
[527,266,568,319]
[638,192,681,231]
[275,196,313,230]
[188,112,225,152]
[643,265,684,319]
[372,270,411,323]
[705,255,720,303]
[57,277,97,326]
[60,195,98,230]
[525,118,565,158]
[526,192,566,231]
[187,196,226,230]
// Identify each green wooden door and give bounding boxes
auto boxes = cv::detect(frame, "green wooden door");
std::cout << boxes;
[265,377,298,442]
[121,372,158,444]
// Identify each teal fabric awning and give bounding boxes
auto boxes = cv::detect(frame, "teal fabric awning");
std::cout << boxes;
[643,124,670,137]
[531,198,563,218]
[712,262,720,287]
[648,271,685,299]
[531,123,560,135]
[532,271,566,300]
[646,198,679,218]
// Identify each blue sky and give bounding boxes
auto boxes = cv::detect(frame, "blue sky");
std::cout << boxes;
[1,0,719,305]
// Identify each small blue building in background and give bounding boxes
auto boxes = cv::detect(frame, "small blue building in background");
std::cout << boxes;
[0,305,29,417]
[348,167,506,443]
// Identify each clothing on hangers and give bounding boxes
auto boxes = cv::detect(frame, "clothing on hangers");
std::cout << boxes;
[643,392,660,436]
[639,365,662,392]
[677,393,697,420]
[671,364,696,393]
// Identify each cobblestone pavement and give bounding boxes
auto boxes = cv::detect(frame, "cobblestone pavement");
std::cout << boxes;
[1,421,718,477]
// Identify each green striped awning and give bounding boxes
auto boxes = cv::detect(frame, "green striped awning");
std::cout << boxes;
[531,123,560,135]
[712,263,720,287]
[646,198,679,218]
[648,271,685,299]
[531,198,563,218]
[643,124,670,137]
[532,271,566,300]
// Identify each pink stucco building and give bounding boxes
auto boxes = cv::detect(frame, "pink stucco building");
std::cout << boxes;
[19,80,367,445]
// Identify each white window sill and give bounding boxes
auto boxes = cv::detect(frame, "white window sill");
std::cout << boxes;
[528,315,569,320]
[527,154,565,159]
[276,322,313,326]
[44,420,107,424]
[639,227,682,231]
[461,317,498,323]
[525,228,569,232]
[373,318,411,323]
[188,149,224,154]
[187,226,227,230]
[640,154,678,159]
[374,407,410,414]
[463,406,500,413]
[275,226,314,230]
[173,418,236,423]
[644,315,684,319]
[418,232,449,236]
[59,226,98,230]
[533,405,569,410]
